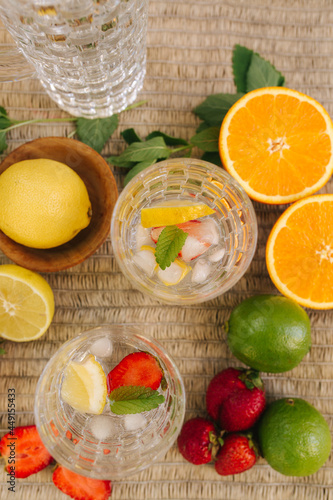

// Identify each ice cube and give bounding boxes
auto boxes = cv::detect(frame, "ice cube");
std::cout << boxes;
[136,224,153,250]
[192,259,211,283]
[89,415,116,441]
[202,218,219,245]
[124,413,147,431]
[208,247,226,263]
[157,260,190,285]
[90,337,113,358]
[133,247,157,277]
[180,235,209,262]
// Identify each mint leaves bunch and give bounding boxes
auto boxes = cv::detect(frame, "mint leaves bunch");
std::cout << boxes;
[109,45,285,182]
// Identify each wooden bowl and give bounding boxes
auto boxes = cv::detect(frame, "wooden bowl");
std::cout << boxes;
[0,137,118,272]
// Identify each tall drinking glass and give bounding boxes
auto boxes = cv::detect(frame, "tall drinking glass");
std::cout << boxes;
[35,326,185,479]
[0,0,149,118]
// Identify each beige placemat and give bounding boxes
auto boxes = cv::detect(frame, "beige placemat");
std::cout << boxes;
[0,1,333,499]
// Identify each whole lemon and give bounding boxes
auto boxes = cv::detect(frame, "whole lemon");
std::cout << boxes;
[0,159,92,249]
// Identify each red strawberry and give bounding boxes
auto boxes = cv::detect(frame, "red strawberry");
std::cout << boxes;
[206,368,265,431]
[0,425,53,478]
[177,417,220,465]
[52,466,112,500]
[151,219,219,262]
[107,351,164,393]
[214,433,257,476]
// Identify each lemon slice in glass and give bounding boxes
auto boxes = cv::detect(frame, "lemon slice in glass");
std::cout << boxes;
[61,355,107,414]
[141,202,214,228]
[0,264,54,342]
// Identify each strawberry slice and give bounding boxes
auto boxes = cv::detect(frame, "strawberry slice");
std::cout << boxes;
[0,425,53,478]
[151,219,219,262]
[107,351,164,394]
[52,466,112,500]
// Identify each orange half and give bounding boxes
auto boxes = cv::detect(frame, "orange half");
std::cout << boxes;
[219,87,333,204]
[266,194,333,309]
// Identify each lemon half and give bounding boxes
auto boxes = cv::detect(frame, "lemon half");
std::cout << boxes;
[0,264,54,342]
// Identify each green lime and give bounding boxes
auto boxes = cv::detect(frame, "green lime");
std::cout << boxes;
[226,294,311,373]
[258,398,331,476]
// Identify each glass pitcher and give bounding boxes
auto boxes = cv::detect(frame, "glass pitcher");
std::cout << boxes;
[0,0,149,118]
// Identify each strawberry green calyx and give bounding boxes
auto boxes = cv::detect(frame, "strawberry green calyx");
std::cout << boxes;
[209,429,224,460]
[238,369,264,390]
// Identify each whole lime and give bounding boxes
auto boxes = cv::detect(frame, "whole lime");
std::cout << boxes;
[258,398,331,476]
[226,294,311,373]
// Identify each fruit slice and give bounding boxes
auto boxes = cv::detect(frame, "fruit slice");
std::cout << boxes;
[151,219,219,262]
[61,354,107,414]
[157,258,190,285]
[0,425,53,478]
[53,466,112,500]
[219,87,333,204]
[0,264,54,342]
[141,202,214,228]
[266,194,333,309]
[107,351,164,394]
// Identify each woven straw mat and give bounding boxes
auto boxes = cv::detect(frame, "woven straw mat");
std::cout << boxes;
[0,0,333,499]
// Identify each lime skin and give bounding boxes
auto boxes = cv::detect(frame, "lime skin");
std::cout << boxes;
[226,294,311,373]
[258,398,331,476]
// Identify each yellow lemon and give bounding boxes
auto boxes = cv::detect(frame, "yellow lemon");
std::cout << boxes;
[0,159,92,249]
[0,264,54,342]
[141,202,214,228]
[61,355,107,414]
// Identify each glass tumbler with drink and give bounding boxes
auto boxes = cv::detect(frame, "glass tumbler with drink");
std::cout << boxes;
[34,325,185,479]
[111,158,258,304]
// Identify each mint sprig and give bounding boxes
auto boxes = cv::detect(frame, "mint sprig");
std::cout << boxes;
[109,385,165,415]
[0,100,146,155]
[155,226,188,270]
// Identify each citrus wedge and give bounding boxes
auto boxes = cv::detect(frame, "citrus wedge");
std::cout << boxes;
[0,264,54,342]
[141,202,214,228]
[219,87,333,204]
[266,194,333,309]
[61,354,107,414]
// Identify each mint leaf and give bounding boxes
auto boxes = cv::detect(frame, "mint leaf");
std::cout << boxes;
[0,130,8,153]
[196,122,210,134]
[155,225,188,270]
[193,93,244,127]
[76,114,119,153]
[124,160,156,186]
[201,151,222,167]
[108,136,171,165]
[109,385,165,415]
[121,128,143,145]
[190,127,220,152]
[232,45,254,93]
[246,53,285,92]
[146,130,190,146]
[0,106,13,129]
